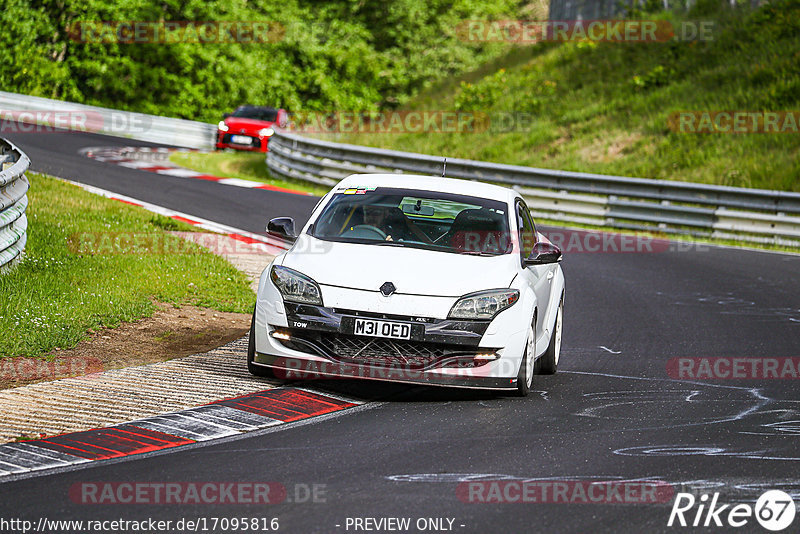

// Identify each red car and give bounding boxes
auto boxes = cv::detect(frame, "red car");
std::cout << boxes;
[216,105,288,152]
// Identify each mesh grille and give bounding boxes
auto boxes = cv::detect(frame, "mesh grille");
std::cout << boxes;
[317,334,482,369]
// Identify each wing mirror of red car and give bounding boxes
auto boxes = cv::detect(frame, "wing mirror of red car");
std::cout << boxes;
[267,217,297,242]
[524,241,562,266]
[222,113,231,119]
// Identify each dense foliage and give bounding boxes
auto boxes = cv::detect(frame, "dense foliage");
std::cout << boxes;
[0,0,519,121]
[341,0,800,191]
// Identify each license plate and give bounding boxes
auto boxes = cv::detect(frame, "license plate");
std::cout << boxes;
[230,135,252,145]
[353,318,411,340]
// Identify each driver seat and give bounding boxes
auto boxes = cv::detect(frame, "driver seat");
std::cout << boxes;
[446,209,509,253]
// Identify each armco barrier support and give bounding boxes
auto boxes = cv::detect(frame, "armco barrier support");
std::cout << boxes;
[0,138,30,271]
[266,130,800,247]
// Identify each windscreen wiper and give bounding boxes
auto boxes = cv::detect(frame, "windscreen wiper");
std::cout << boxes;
[458,250,499,256]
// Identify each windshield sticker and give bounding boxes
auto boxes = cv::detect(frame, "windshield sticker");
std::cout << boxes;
[338,186,377,195]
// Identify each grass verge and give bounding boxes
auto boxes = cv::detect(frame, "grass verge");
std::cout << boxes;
[169,150,327,195]
[332,2,800,192]
[0,173,255,359]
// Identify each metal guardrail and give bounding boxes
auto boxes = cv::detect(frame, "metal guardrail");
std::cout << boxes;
[548,0,762,20]
[0,91,215,149]
[2,91,795,247]
[266,130,800,247]
[548,0,625,20]
[0,139,30,272]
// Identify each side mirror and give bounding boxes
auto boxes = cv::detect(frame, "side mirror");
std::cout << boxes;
[222,112,231,119]
[524,241,562,266]
[267,217,296,242]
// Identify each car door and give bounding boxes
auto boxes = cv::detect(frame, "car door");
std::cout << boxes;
[515,200,553,341]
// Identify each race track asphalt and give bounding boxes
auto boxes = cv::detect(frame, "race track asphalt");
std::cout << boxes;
[2,127,799,533]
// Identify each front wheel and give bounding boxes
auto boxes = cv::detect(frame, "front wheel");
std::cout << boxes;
[534,297,563,375]
[247,309,276,378]
[515,316,536,397]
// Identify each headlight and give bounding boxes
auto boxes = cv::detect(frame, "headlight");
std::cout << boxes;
[448,289,519,320]
[258,127,275,137]
[270,265,323,305]
[218,121,229,132]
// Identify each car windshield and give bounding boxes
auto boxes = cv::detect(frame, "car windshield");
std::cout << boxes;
[311,187,512,255]
[232,107,278,122]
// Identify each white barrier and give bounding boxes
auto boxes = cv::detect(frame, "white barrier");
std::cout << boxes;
[0,91,215,149]
[0,138,30,271]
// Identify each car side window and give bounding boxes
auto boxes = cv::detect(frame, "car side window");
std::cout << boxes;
[524,203,537,244]
[516,201,536,262]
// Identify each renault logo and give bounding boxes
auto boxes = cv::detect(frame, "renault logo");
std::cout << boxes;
[380,282,396,296]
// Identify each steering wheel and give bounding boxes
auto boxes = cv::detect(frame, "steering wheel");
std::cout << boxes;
[341,224,388,240]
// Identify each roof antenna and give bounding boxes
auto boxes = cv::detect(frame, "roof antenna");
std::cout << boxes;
[442,157,447,177]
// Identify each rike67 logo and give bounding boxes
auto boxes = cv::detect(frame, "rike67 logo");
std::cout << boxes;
[668,490,796,531]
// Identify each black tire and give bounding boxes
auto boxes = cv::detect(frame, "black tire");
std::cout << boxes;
[514,314,536,397]
[534,297,563,375]
[247,309,276,378]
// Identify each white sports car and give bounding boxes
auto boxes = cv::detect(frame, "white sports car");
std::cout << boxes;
[248,174,565,395]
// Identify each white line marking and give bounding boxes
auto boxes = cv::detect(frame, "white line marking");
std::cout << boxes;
[79,145,313,196]
[56,176,289,251]
[217,178,265,188]
[182,405,280,430]
[132,418,234,441]
[561,369,764,392]
[2,443,91,465]
[599,346,621,354]
[117,160,160,169]
[0,460,26,473]
[155,168,203,177]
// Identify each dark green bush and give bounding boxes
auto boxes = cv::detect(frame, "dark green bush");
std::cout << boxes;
[0,0,519,121]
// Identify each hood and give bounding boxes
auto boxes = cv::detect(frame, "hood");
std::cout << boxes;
[281,236,517,298]
[223,117,275,133]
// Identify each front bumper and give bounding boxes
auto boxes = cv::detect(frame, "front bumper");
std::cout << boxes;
[254,303,520,390]
[251,354,520,390]
[216,133,269,152]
